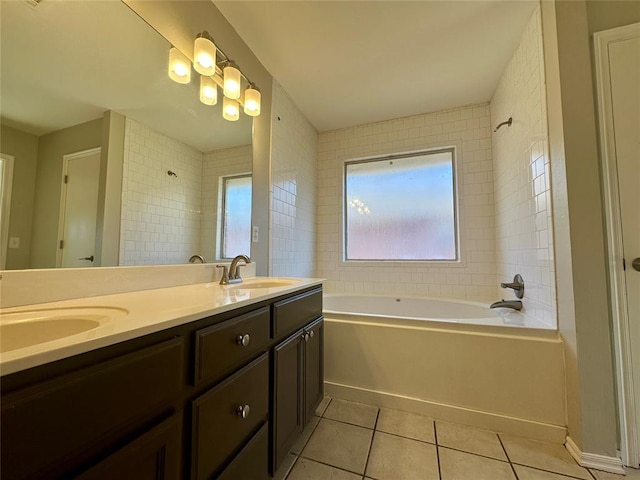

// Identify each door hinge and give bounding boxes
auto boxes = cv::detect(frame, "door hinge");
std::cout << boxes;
[59,240,64,249]
[64,175,68,184]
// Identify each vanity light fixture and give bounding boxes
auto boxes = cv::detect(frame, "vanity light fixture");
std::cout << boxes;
[223,61,241,100]
[167,32,261,120]
[244,84,261,117]
[223,97,240,121]
[168,47,191,84]
[193,31,216,76]
[200,76,218,105]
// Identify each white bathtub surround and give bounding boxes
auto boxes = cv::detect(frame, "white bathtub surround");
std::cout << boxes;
[490,7,556,329]
[324,313,565,443]
[120,119,203,265]
[317,104,496,300]
[0,262,257,308]
[270,81,318,278]
[200,145,252,262]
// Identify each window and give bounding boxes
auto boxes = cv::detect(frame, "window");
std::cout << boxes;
[344,149,457,261]
[220,174,252,259]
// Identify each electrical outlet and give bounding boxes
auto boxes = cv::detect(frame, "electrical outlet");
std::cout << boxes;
[8,237,20,249]
[252,226,259,243]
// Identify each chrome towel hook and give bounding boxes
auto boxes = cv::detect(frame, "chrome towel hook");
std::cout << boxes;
[494,117,513,132]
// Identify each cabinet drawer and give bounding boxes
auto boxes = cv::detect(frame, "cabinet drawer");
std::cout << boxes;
[194,306,270,386]
[217,423,268,480]
[272,288,322,339]
[191,353,269,480]
[1,338,184,480]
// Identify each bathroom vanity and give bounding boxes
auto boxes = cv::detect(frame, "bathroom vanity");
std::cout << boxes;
[0,280,323,480]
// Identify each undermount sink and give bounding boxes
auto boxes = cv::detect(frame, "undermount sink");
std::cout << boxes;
[229,279,300,290]
[0,307,128,353]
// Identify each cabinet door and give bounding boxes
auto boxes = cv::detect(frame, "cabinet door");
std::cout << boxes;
[272,330,304,474]
[75,413,182,480]
[304,317,324,423]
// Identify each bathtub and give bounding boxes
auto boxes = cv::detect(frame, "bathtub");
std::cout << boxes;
[322,294,567,443]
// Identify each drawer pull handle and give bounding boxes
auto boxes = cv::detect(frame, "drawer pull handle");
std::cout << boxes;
[237,334,251,347]
[236,404,251,419]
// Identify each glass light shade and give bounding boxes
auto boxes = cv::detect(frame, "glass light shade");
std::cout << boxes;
[223,63,241,99]
[193,35,216,76]
[200,76,218,105]
[244,86,261,116]
[223,97,240,121]
[168,47,191,84]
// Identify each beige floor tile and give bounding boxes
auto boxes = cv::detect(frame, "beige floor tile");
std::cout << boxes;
[436,421,507,460]
[291,416,320,455]
[376,408,435,444]
[323,398,379,428]
[287,458,361,480]
[592,467,640,480]
[315,396,331,417]
[273,453,297,480]
[302,418,373,474]
[365,431,439,480]
[500,435,591,480]
[439,447,515,480]
[515,464,582,479]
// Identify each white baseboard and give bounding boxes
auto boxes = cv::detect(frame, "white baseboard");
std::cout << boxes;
[325,381,567,444]
[565,436,625,474]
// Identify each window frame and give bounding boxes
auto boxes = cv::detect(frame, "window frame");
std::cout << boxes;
[342,147,459,263]
[219,172,252,260]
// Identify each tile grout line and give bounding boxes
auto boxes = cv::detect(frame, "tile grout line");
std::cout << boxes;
[497,433,520,480]
[361,408,381,479]
[435,420,443,480]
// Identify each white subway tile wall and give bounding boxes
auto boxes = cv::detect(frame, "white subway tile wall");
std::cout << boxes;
[490,7,556,327]
[200,145,252,261]
[317,104,497,300]
[270,82,318,277]
[120,119,203,265]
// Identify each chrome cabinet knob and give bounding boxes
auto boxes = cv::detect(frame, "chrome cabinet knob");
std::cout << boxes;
[632,258,640,272]
[237,334,250,347]
[236,404,250,419]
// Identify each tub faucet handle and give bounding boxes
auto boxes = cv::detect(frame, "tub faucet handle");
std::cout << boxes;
[500,274,524,299]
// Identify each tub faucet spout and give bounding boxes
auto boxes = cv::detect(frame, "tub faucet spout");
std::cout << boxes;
[490,299,523,311]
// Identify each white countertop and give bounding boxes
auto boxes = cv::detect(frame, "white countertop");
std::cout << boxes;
[0,277,323,376]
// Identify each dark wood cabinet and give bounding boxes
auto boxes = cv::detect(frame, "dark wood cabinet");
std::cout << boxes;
[0,285,323,480]
[75,413,182,480]
[271,316,324,475]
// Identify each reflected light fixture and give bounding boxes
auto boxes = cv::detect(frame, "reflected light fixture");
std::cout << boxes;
[244,84,261,117]
[168,47,190,84]
[167,32,260,120]
[223,61,241,100]
[223,97,240,121]
[193,31,216,76]
[200,76,218,105]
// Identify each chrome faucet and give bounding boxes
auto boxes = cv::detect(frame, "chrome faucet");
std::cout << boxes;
[188,254,207,263]
[490,299,523,311]
[217,254,250,285]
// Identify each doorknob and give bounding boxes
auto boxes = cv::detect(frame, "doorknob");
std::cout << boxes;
[78,255,94,262]
[632,258,640,272]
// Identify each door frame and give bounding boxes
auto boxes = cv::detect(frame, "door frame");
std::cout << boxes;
[56,147,101,268]
[594,22,640,468]
[0,153,15,270]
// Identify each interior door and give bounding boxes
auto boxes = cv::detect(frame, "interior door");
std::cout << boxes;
[58,149,101,268]
[609,34,640,464]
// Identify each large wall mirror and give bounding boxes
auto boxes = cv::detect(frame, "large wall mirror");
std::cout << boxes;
[0,0,253,270]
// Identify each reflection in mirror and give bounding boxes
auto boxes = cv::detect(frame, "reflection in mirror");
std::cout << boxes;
[0,0,253,270]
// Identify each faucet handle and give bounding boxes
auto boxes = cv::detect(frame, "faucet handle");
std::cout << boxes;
[217,265,229,285]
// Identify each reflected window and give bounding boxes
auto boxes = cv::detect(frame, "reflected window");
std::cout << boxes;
[344,149,458,261]
[221,174,252,259]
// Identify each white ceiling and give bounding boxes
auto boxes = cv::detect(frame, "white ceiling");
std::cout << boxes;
[1,1,252,152]
[215,1,538,132]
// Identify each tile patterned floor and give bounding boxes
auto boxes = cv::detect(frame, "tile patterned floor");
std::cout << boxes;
[274,397,640,480]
